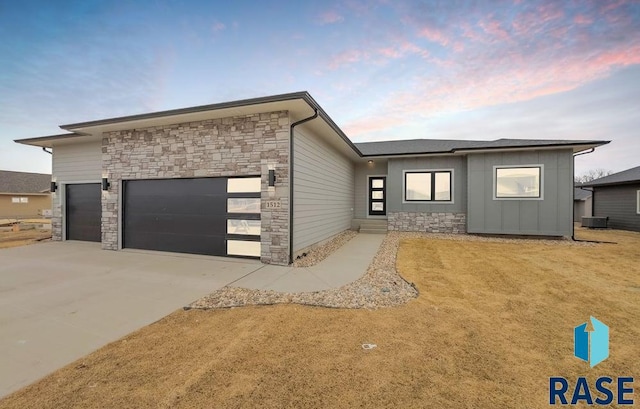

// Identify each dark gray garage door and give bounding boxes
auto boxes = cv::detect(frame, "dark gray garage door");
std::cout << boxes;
[66,183,101,242]
[123,177,261,258]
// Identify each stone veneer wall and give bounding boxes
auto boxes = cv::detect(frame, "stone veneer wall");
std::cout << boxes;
[52,200,62,241]
[101,111,290,265]
[388,211,466,233]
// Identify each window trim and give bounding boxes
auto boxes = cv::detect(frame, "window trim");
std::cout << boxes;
[493,164,544,200]
[637,190,640,215]
[402,169,454,204]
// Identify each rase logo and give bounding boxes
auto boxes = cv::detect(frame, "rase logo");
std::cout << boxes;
[549,317,634,406]
[574,316,609,368]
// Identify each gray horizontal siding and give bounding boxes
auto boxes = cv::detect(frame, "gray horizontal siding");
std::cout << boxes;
[466,149,573,236]
[593,184,640,232]
[354,160,388,219]
[51,140,103,242]
[387,156,467,213]
[293,127,354,252]
[52,141,102,182]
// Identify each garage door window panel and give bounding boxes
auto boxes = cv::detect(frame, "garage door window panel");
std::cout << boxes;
[226,177,261,258]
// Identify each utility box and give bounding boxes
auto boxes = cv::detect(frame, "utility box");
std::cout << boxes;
[582,216,608,228]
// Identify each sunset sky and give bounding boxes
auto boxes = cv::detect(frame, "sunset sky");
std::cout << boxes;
[1,0,638,177]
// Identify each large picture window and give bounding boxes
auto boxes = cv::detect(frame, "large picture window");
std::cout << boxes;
[404,170,452,202]
[494,166,542,199]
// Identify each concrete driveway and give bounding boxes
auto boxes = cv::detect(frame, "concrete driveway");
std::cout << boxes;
[0,241,262,398]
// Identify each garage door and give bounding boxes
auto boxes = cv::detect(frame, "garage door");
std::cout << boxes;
[66,183,101,242]
[123,177,261,258]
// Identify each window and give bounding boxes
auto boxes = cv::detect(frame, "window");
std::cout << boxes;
[404,170,452,202]
[11,197,28,203]
[227,240,261,257]
[494,166,542,199]
[637,190,640,214]
[227,177,261,193]
[227,219,261,235]
[227,198,261,213]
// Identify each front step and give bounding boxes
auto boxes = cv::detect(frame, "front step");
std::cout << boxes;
[359,228,387,234]
[358,219,388,234]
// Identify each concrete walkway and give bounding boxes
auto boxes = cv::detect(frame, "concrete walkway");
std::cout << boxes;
[232,233,385,292]
[0,233,382,397]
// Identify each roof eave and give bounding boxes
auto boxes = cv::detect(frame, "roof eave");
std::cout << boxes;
[359,140,611,158]
[14,132,87,148]
[582,180,640,188]
[60,91,313,130]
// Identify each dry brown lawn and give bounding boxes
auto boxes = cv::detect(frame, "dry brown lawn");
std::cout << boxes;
[1,227,639,408]
[0,229,51,249]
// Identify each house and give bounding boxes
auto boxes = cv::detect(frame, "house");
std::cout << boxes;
[0,170,52,219]
[573,187,592,222]
[580,166,640,232]
[14,92,609,265]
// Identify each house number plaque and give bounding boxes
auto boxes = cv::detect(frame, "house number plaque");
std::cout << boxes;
[265,200,282,209]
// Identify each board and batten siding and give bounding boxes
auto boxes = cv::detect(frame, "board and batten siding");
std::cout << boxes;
[466,149,573,236]
[387,156,467,213]
[354,160,388,219]
[292,127,354,253]
[593,183,640,232]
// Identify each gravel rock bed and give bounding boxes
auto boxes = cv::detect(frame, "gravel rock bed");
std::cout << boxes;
[292,230,358,267]
[188,231,594,311]
[189,231,417,310]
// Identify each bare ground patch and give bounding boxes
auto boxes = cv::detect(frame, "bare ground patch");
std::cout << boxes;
[0,229,51,249]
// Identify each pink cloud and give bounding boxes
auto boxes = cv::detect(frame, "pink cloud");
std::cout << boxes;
[417,26,449,46]
[479,19,511,41]
[511,2,564,37]
[318,10,344,25]
[327,49,369,69]
[334,0,640,137]
[328,40,428,69]
[377,41,427,59]
[573,14,593,25]
[344,41,640,137]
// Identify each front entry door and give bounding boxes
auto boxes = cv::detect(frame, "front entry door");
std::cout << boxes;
[368,177,386,216]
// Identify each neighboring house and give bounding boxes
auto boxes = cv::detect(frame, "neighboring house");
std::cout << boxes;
[15,92,609,265]
[580,166,640,232]
[0,170,52,219]
[573,187,592,222]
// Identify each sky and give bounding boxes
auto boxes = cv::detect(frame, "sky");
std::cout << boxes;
[1,0,639,177]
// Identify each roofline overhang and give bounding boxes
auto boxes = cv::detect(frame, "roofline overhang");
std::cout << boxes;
[14,91,364,155]
[60,91,310,129]
[13,91,609,158]
[357,141,611,159]
[14,132,87,148]
[581,180,640,188]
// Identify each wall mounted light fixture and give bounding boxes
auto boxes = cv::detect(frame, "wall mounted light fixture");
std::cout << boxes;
[50,181,57,193]
[268,169,276,187]
[368,160,374,164]
[102,177,110,191]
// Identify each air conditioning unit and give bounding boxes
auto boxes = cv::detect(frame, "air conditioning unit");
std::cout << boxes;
[581,216,608,228]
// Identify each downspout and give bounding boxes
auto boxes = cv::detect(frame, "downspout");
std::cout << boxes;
[572,148,614,243]
[288,108,319,264]
[42,147,52,155]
